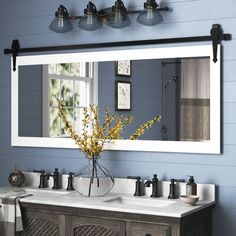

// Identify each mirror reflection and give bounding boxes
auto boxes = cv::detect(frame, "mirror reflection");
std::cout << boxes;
[18,57,210,141]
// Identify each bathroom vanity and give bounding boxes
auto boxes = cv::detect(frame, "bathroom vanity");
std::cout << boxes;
[10,176,215,236]
[19,199,214,236]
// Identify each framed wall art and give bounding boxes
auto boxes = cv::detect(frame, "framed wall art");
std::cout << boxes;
[115,81,131,111]
[115,60,131,77]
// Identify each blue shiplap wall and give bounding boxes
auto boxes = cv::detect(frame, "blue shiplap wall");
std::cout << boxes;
[0,0,235,235]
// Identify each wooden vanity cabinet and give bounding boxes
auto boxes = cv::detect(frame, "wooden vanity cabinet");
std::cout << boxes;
[19,203,214,236]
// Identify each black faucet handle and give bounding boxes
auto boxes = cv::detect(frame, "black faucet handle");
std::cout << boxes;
[168,180,176,199]
[136,177,141,182]
[127,176,144,196]
[127,176,141,180]
[152,174,158,181]
[134,179,143,196]
[37,171,49,188]
[172,178,185,183]
[33,170,45,175]
[168,178,185,199]
[66,172,75,191]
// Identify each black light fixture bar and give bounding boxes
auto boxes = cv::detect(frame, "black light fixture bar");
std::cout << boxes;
[4,24,231,71]
[108,6,169,15]
[68,6,169,19]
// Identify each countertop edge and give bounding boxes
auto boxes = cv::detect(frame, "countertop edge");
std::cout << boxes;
[19,196,216,219]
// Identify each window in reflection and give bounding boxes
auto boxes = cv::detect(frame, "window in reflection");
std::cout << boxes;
[42,62,97,137]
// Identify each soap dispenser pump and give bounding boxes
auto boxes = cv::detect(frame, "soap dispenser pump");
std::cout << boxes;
[186,176,197,196]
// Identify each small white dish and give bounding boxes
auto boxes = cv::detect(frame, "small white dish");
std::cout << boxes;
[180,195,199,206]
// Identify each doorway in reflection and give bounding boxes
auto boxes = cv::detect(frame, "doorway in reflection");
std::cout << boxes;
[161,58,210,141]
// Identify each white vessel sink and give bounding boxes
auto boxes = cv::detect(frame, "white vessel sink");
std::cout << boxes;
[104,196,176,208]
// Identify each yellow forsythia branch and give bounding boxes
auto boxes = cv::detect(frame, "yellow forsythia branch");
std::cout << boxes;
[58,101,161,158]
[129,115,161,140]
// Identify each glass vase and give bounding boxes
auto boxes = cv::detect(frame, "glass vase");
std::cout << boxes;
[73,156,114,197]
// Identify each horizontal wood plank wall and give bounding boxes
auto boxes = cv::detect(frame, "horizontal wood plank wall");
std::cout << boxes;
[0,0,235,235]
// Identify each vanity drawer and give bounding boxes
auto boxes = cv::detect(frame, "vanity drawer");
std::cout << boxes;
[127,221,171,236]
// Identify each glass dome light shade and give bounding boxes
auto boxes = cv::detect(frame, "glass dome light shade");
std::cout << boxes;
[79,1,102,31]
[137,8,163,26]
[106,12,131,29]
[49,17,73,33]
[49,5,73,33]
[79,14,102,31]
[106,0,131,29]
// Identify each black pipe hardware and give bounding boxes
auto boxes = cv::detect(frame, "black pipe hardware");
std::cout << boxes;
[4,24,231,72]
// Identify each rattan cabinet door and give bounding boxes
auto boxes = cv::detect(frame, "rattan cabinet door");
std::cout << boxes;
[71,216,125,236]
[21,210,61,236]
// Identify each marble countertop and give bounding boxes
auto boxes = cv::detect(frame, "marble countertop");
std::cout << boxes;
[0,186,215,218]
[0,175,216,218]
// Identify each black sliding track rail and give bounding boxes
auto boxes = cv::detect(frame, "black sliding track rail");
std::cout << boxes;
[4,24,231,71]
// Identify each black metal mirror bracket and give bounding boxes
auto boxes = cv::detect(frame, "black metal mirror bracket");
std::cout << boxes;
[11,40,20,71]
[4,24,231,72]
[211,24,231,62]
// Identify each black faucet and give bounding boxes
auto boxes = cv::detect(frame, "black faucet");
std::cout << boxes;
[34,170,49,188]
[66,172,75,191]
[145,174,159,198]
[127,176,144,196]
[168,178,185,199]
[48,168,61,189]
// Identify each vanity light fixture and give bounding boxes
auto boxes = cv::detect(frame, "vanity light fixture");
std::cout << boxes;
[49,0,169,33]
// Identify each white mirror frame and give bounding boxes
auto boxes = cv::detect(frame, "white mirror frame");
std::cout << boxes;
[11,44,221,154]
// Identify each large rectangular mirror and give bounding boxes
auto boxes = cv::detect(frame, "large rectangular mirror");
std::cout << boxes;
[11,44,221,154]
